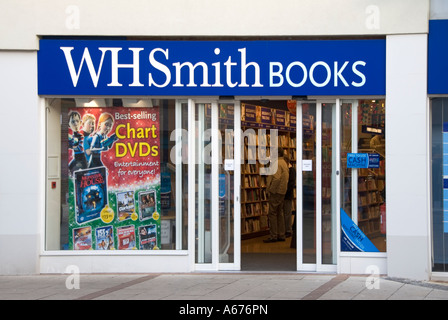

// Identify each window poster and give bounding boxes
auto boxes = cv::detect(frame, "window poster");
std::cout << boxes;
[67,107,161,250]
[340,208,379,252]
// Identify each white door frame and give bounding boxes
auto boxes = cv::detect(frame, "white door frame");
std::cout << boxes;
[219,100,241,271]
[189,97,343,272]
[296,99,340,273]
[189,98,241,271]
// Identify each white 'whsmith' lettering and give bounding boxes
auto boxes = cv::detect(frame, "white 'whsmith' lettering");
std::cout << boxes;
[60,46,367,89]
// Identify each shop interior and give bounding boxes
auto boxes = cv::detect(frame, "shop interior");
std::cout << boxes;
[239,100,297,271]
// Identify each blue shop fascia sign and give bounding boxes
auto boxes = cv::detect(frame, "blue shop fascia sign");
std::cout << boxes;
[38,39,385,96]
[429,20,448,94]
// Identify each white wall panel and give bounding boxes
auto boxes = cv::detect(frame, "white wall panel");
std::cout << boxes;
[385,34,429,280]
[0,51,40,274]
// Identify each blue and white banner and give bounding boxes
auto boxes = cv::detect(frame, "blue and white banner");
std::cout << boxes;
[38,39,385,96]
[340,208,379,252]
[347,153,380,169]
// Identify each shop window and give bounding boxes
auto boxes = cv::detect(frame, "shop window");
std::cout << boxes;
[340,99,386,252]
[45,98,188,251]
[431,98,448,272]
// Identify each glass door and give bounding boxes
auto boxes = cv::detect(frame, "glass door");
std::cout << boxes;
[296,99,339,272]
[218,101,241,270]
[190,99,240,271]
[194,101,212,265]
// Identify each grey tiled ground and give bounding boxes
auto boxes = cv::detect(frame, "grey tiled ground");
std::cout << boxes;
[0,273,447,300]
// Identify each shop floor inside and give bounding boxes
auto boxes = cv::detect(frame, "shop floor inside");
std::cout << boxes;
[241,235,296,271]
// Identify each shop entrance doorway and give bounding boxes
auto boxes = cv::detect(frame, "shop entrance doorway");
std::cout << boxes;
[190,98,339,272]
[239,100,297,271]
[240,99,338,272]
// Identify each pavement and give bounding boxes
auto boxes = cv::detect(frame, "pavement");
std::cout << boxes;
[1,272,448,302]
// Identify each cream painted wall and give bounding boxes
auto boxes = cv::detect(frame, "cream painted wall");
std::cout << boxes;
[0,0,429,50]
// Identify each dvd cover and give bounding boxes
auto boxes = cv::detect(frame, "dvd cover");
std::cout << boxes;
[74,167,108,224]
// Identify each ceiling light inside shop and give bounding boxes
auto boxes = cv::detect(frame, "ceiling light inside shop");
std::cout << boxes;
[123,99,153,108]
[75,98,106,107]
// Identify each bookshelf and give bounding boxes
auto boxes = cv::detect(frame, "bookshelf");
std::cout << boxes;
[341,158,385,238]
[240,103,297,239]
[357,167,385,237]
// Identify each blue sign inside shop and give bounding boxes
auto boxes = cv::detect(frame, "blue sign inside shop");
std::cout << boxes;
[38,39,386,96]
[347,153,380,169]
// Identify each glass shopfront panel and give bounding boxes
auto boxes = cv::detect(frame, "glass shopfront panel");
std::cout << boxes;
[219,103,235,264]
[302,103,317,263]
[45,98,188,251]
[340,99,386,252]
[300,101,337,267]
[431,98,448,272]
[193,101,239,269]
[195,103,212,263]
[321,102,336,264]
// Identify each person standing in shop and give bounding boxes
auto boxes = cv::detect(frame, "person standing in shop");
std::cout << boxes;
[264,147,289,243]
[283,153,296,238]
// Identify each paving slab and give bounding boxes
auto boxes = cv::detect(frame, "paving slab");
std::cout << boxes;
[0,273,447,301]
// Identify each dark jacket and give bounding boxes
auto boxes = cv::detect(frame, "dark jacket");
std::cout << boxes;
[284,166,296,200]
